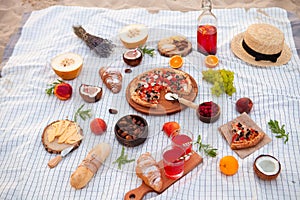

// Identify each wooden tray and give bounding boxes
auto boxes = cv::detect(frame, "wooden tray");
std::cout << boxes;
[124,151,203,200]
[42,120,83,154]
[126,72,198,115]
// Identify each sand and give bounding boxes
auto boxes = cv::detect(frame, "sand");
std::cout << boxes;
[0,0,299,63]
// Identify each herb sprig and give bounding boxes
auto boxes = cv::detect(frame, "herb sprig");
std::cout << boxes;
[195,135,218,157]
[45,79,63,95]
[113,146,135,169]
[268,120,289,144]
[73,104,92,122]
[139,45,155,57]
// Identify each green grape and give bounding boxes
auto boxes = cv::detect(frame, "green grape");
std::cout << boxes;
[202,69,221,84]
[202,69,236,96]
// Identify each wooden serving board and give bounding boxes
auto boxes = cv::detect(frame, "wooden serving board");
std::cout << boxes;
[126,72,198,115]
[42,120,83,154]
[157,36,193,57]
[124,151,203,200]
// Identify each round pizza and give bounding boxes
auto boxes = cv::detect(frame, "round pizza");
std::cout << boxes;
[129,68,193,108]
[230,122,265,150]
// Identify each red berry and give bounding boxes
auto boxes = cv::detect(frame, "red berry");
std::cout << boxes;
[198,101,219,117]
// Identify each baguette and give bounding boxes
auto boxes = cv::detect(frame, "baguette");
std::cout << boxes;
[70,143,111,189]
[135,152,163,191]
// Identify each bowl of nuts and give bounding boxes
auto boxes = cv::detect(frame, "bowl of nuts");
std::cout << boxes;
[114,114,148,147]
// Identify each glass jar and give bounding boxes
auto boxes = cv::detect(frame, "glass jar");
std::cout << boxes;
[197,0,217,55]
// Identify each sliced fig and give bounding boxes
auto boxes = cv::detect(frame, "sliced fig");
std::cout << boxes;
[79,84,102,103]
[253,155,281,180]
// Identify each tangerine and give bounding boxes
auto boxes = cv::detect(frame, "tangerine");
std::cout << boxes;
[219,155,239,176]
[169,55,183,69]
[205,55,219,68]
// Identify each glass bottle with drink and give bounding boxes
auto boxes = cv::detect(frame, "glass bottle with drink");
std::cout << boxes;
[197,0,217,55]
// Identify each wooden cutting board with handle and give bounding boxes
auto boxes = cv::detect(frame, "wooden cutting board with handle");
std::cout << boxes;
[124,151,203,200]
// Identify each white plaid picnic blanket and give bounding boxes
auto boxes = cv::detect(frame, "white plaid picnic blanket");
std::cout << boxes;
[0,6,299,199]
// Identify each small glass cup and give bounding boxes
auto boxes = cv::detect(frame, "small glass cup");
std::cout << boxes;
[162,145,185,180]
[170,129,194,161]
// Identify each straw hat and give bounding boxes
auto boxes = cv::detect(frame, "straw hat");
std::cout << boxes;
[231,23,291,67]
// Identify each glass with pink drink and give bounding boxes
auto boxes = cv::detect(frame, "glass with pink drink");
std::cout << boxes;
[162,145,185,180]
[171,129,194,161]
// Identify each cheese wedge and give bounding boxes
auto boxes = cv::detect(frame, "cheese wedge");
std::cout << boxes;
[58,123,78,144]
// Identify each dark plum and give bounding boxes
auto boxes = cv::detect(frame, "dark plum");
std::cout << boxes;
[236,97,253,114]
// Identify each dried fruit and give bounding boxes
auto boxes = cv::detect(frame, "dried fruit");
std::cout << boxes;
[90,118,107,135]
[109,108,118,114]
[114,115,148,147]
[219,155,239,176]
[124,68,132,73]
[236,97,253,114]
[162,122,180,137]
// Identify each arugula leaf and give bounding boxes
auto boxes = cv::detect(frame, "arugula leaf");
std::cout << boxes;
[195,135,218,157]
[268,120,289,144]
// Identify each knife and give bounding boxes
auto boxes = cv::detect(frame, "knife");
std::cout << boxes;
[48,146,75,168]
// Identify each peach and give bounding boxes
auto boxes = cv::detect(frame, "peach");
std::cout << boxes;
[90,118,107,135]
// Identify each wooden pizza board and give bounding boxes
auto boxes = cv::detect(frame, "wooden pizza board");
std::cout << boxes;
[126,72,198,115]
[124,151,203,200]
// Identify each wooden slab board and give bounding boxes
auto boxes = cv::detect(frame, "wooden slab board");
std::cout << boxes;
[157,36,193,57]
[42,120,83,154]
[126,72,198,115]
[124,151,203,200]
